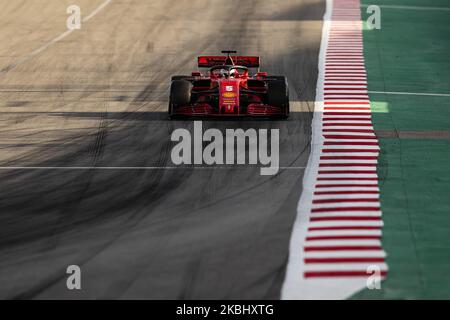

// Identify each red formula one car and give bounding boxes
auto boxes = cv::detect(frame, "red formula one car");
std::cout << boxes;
[168,51,289,118]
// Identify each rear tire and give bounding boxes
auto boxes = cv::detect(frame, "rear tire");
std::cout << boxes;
[267,77,289,119]
[168,80,192,118]
[171,75,190,81]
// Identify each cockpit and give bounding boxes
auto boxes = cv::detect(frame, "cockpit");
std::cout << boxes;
[210,65,249,79]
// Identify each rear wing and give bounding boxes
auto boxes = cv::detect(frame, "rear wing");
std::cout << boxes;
[198,56,260,68]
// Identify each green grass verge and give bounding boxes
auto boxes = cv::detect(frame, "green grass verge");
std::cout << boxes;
[351,0,450,299]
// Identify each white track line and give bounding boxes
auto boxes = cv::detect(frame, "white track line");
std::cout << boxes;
[82,0,113,22]
[368,90,450,97]
[282,0,334,300]
[0,0,113,74]
[361,4,450,12]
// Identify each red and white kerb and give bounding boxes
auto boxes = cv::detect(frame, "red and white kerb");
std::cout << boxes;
[282,0,387,299]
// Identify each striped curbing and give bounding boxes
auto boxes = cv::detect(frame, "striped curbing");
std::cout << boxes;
[282,0,387,299]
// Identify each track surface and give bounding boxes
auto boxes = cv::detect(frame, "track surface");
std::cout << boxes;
[0,0,324,299]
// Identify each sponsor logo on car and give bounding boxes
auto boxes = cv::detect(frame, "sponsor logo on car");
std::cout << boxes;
[222,92,235,98]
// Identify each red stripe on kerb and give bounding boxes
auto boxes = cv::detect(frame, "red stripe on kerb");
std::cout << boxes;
[323,123,373,127]
[326,50,363,52]
[325,98,369,101]
[325,58,364,61]
[322,135,377,140]
[327,47,363,49]
[328,41,363,43]
[324,83,367,86]
[325,72,366,74]
[329,35,363,37]
[310,216,381,221]
[312,198,379,204]
[329,40,362,42]
[325,72,366,75]
[328,37,362,39]
[327,45,362,48]
[324,112,371,115]
[308,226,381,231]
[304,245,382,252]
[319,164,376,168]
[328,37,363,39]
[324,87,367,90]
[311,206,380,213]
[323,141,379,145]
[323,129,375,133]
[325,66,364,68]
[327,45,363,49]
[325,78,367,81]
[326,56,364,58]
[318,170,376,174]
[304,257,385,264]
[329,33,362,35]
[324,101,369,104]
[323,107,370,111]
[325,65,366,71]
[323,118,371,121]
[316,177,379,181]
[327,44,363,46]
[325,76,367,79]
[325,73,366,76]
[324,106,370,109]
[325,69,365,72]
[325,64,365,66]
[322,150,379,154]
[320,156,378,160]
[315,184,378,188]
[324,93,368,96]
[306,235,381,241]
[328,39,362,41]
[329,32,362,34]
[304,271,387,278]
[314,190,379,195]
[324,91,368,94]
[327,55,363,57]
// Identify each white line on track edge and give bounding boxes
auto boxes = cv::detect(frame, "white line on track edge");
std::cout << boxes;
[281,0,333,300]
[368,90,450,97]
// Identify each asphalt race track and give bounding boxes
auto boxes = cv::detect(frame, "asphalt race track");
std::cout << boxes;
[0,0,324,299]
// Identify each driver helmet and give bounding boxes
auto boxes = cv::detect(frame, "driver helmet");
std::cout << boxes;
[229,69,239,78]
[219,68,229,78]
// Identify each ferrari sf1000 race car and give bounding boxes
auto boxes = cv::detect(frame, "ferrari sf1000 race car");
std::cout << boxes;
[168,51,289,118]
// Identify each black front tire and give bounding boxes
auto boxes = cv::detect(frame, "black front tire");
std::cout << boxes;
[267,77,289,119]
[168,80,192,118]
